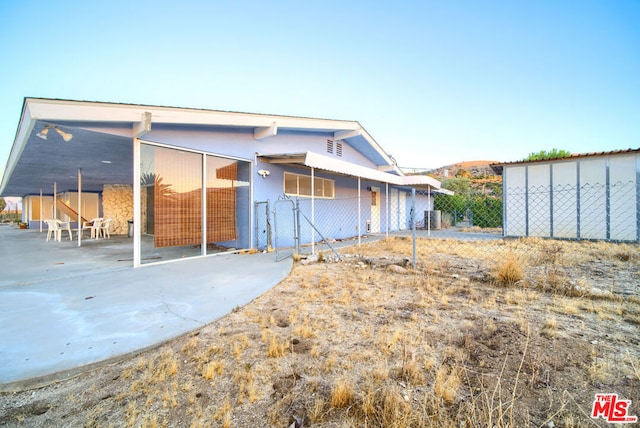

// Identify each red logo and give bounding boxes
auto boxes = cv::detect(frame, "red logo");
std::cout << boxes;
[591,393,638,423]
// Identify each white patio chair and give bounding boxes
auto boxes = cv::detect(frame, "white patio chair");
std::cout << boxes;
[44,219,62,242]
[82,218,103,239]
[55,219,73,241]
[99,218,112,239]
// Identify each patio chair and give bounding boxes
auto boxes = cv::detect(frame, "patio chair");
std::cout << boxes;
[55,219,73,241]
[99,218,112,239]
[82,218,103,239]
[44,219,62,242]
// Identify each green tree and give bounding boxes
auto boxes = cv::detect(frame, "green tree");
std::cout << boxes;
[523,148,571,161]
[0,197,6,213]
[441,177,472,195]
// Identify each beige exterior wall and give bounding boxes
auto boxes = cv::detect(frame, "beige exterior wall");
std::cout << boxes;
[102,184,133,235]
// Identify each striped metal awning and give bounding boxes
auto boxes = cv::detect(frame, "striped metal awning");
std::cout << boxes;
[259,152,453,194]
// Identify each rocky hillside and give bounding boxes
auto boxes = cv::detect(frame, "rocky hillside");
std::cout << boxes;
[427,160,499,179]
[412,160,502,196]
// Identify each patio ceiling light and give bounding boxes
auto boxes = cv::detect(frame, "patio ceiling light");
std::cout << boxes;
[36,125,73,141]
[36,126,49,140]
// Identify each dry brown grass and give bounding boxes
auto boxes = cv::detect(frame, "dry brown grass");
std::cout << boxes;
[2,236,639,428]
[330,379,355,408]
[494,253,524,286]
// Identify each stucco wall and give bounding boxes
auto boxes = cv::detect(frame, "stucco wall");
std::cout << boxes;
[102,184,133,235]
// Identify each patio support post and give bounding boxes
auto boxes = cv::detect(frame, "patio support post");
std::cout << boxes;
[428,186,431,237]
[202,154,207,256]
[53,181,57,219]
[311,167,315,255]
[39,189,43,232]
[411,187,416,268]
[358,177,361,247]
[77,168,82,247]
[133,138,141,267]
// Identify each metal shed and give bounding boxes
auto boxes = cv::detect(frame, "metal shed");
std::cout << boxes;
[491,149,640,242]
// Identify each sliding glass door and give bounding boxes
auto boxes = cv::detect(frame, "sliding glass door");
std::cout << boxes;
[139,142,251,264]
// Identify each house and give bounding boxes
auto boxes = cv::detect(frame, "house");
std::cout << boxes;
[0,98,449,266]
[491,149,640,242]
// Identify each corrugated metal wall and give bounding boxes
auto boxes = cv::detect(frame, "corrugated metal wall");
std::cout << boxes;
[504,154,639,241]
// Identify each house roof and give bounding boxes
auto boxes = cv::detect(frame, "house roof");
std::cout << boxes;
[0,98,407,196]
[490,148,640,175]
[259,152,451,193]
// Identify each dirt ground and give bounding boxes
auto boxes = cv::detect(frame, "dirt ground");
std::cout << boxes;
[1,237,639,427]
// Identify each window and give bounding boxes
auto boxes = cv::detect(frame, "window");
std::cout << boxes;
[336,142,343,157]
[326,139,334,154]
[139,143,251,265]
[284,172,334,198]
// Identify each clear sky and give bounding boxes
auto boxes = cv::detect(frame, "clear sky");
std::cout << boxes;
[0,0,638,178]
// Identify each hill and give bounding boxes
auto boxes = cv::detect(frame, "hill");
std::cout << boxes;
[426,160,499,179]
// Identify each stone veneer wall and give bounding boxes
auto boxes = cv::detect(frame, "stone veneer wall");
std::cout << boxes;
[102,184,133,235]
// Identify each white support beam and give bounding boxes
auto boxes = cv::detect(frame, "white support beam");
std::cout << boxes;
[133,111,152,138]
[254,121,278,140]
[133,138,142,268]
[334,127,362,141]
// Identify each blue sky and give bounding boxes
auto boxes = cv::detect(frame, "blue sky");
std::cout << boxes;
[0,0,638,178]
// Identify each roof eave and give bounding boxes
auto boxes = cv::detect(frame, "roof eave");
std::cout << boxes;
[0,100,36,196]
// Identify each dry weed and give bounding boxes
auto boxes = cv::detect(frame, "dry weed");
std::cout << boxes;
[330,379,355,408]
[267,335,289,358]
[201,360,224,381]
[494,253,524,286]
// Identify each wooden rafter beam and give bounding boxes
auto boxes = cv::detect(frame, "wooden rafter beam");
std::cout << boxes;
[334,127,362,141]
[133,111,152,138]
[254,121,278,140]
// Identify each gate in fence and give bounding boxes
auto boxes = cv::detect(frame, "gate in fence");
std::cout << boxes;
[273,198,298,262]
[254,200,271,252]
[272,197,343,262]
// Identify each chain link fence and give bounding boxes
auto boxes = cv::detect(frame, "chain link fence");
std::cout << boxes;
[265,179,638,277]
[264,180,638,301]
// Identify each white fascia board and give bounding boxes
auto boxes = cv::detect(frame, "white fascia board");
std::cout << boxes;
[25,98,362,133]
[357,125,397,169]
[0,104,36,195]
[25,99,401,172]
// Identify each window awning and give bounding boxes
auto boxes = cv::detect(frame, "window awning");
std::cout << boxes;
[258,152,453,194]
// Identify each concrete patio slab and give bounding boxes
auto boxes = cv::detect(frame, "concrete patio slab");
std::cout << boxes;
[0,225,292,391]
